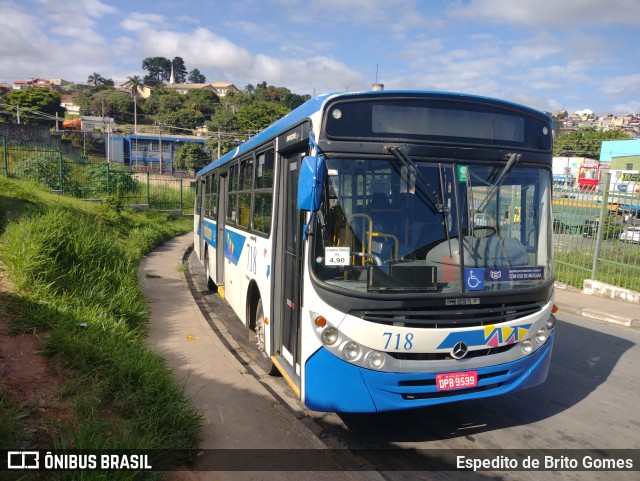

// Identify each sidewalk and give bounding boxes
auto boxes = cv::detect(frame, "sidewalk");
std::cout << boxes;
[138,234,639,477]
[139,233,382,481]
[554,283,640,329]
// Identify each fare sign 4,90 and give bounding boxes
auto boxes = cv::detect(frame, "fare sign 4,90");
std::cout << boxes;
[324,247,351,266]
[435,371,478,391]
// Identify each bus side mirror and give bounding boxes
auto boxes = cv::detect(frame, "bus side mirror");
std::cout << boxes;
[298,155,325,212]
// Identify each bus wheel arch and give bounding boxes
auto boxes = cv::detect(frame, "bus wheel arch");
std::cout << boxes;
[247,283,278,375]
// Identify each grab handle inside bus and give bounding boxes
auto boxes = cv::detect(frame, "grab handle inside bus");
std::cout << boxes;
[298,155,325,212]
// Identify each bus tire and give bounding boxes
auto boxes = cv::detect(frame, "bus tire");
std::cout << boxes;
[204,248,216,291]
[255,298,278,375]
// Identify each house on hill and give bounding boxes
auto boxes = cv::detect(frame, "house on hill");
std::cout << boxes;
[166,82,239,97]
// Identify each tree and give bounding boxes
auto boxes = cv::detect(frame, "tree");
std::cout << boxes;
[172,57,188,83]
[188,69,206,83]
[127,75,144,133]
[141,85,170,115]
[205,106,237,157]
[282,92,310,110]
[87,72,105,86]
[554,129,630,158]
[81,90,133,120]
[184,89,219,115]
[173,142,210,173]
[7,88,63,125]
[234,101,290,133]
[142,56,172,84]
[157,92,184,113]
[156,108,205,132]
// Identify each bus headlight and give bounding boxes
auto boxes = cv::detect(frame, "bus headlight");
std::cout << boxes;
[536,328,548,344]
[321,327,339,346]
[342,341,361,361]
[366,351,385,370]
[546,314,557,330]
[521,339,534,355]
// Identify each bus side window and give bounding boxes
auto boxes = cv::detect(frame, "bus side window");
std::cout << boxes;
[253,150,275,235]
[204,174,211,216]
[227,163,239,224]
[238,156,253,229]
[210,173,218,220]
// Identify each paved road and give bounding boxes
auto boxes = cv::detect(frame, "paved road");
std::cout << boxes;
[190,251,640,480]
[308,309,640,480]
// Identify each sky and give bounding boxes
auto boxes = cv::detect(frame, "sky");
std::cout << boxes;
[1,0,639,115]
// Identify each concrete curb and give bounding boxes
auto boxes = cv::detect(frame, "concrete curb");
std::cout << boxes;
[555,302,640,329]
[181,242,331,449]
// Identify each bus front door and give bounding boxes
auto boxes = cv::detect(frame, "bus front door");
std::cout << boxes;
[273,152,304,379]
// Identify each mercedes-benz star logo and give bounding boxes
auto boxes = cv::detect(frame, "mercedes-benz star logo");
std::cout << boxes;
[451,342,469,360]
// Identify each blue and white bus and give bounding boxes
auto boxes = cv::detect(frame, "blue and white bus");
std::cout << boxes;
[194,90,556,413]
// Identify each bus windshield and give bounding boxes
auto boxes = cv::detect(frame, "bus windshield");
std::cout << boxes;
[312,157,552,294]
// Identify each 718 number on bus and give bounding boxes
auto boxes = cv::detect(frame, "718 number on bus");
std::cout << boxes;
[383,332,414,350]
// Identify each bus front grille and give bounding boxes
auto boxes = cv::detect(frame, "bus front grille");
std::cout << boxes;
[387,344,515,361]
[350,301,544,328]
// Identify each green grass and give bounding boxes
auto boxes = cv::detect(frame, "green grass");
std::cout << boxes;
[0,177,201,479]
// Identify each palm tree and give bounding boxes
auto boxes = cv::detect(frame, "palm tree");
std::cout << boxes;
[87,72,104,86]
[127,75,143,134]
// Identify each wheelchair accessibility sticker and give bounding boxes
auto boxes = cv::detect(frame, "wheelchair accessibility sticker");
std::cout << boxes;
[464,268,485,291]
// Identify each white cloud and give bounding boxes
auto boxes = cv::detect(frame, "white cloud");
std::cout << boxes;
[0,1,118,81]
[599,73,640,96]
[35,0,118,39]
[613,101,640,115]
[120,13,166,32]
[448,0,640,28]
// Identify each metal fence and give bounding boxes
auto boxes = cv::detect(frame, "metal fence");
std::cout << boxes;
[553,173,640,291]
[1,138,196,214]
[3,139,639,292]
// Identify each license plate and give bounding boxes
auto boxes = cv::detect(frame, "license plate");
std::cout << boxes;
[436,371,478,391]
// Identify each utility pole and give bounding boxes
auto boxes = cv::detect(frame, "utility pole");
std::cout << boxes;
[16,105,20,124]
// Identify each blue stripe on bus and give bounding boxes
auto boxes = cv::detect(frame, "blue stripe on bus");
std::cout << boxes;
[305,332,554,413]
[202,219,216,248]
[224,229,246,266]
[199,220,245,265]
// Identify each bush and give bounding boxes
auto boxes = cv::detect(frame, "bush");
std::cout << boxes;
[16,150,71,191]
[86,163,140,196]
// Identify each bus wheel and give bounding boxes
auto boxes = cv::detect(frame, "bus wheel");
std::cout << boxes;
[255,299,278,375]
[204,248,216,290]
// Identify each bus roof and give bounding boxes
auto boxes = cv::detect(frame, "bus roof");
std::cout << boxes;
[196,93,335,177]
[196,90,552,177]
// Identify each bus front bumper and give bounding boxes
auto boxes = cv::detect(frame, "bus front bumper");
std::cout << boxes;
[304,331,554,413]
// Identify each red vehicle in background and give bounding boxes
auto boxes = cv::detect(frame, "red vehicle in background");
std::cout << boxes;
[578,160,609,191]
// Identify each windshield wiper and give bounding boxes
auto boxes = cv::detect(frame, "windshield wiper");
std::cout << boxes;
[386,145,453,254]
[386,145,449,215]
[475,152,522,213]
